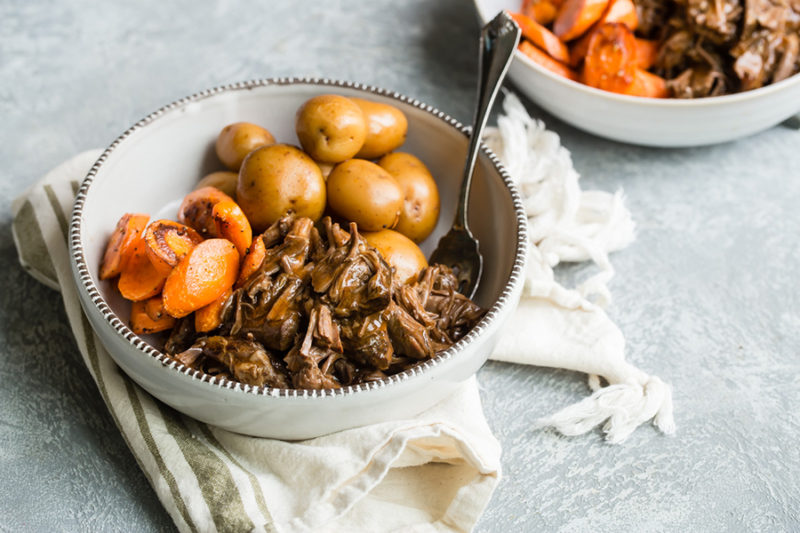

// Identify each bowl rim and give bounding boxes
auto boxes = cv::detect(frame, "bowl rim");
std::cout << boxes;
[69,76,529,399]
[473,0,800,106]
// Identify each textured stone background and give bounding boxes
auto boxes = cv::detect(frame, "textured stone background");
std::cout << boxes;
[1,0,799,531]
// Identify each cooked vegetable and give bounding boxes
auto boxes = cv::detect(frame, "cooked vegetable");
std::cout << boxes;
[117,238,169,302]
[195,287,232,333]
[144,220,203,276]
[512,12,570,63]
[212,199,252,258]
[131,296,176,335]
[195,171,239,199]
[622,68,668,97]
[350,98,408,160]
[215,122,275,171]
[162,238,240,319]
[634,37,659,69]
[522,0,559,24]
[363,229,428,285]
[518,40,579,80]
[553,0,609,41]
[326,159,404,231]
[582,22,637,92]
[99,213,149,280]
[377,152,440,243]
[236,144,327,232]
[295,95,367,163]
[178,186,234,238]
[236,235,265,287]
[597,0,637,30]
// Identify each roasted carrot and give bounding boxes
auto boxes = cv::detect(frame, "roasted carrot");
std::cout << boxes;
[598,0,637,30]
[144,294,171,322]
[236,235,266,287]
[622,68,669,97]
[518,40,579,81]
[568,0,639,66]
[553,0,609,41]
[130,297,176,335]
[521,0,559,25]
[99,213,150,280]
[194,287,232,333]
[117,238,169,302]
[144,220,203,276]
[177,186,235,238]
[634,38,660,69]
[162,238,240,319]
[212,199,253,258]
[511,12,570,63]
[582,22,637,93]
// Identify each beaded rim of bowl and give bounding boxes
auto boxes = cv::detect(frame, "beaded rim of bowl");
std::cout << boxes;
[69,77,529,398]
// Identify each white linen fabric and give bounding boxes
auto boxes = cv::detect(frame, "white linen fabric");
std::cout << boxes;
[12,93,674,531]
[485,92,675,443]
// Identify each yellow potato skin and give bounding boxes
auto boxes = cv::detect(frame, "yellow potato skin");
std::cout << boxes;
[295,95,367,163]
[378,152,440,243]
[195,171,239,199]
[215,122,275,171]
[363,229,428,285]
[237,144,326,232]
[351,98,408,160]
[326,159,404,232]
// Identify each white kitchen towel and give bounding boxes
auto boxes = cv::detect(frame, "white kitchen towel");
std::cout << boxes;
[12,150,501,533]
[484,92,675,443]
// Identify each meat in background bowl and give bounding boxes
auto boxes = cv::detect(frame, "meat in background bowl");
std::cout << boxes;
[69,78,528,439]
[474,0,800,147]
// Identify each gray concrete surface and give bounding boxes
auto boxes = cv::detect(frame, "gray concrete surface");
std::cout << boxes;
[1,0,798,531]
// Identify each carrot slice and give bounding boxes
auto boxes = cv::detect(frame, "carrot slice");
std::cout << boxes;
[99,213,149,280]
[568,0,639,66]
[518,41,579,81]
[622,68,669,97]
[599,0,637,30]
[144,294,170,321]
[194,287,232,333]
[144,220,203,276]
[511,12,570,63]
[117,238,169,302]
[162,238,240,318]
[212,199,253,258]
[177,186,235,238]
[582,22,637,93]
[634,38,660,69]
[236,235,266,287]
[521,0,559,25]
[130,297,176,335]
[553,0,609,41]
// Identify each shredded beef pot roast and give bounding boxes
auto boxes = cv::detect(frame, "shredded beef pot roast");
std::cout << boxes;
[636,0,799,96]
[164,216,485,389]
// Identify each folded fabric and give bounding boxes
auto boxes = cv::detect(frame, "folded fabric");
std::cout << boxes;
[484,93,675,443]
[12,150,501,533]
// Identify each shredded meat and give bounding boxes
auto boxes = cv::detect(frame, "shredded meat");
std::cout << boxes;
[163,216,486,389]
[637,0,799,96]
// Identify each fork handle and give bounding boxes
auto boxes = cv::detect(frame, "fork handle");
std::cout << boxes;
[455,11,520,231]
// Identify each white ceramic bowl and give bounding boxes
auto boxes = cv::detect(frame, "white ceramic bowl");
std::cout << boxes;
[69,78,528,439]
[475,0,800,146]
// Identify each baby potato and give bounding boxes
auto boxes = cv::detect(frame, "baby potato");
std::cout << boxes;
[237,144,326,232]
[351,98,408,159]
[378,152,440,243]
[295,95,367,163]
[363,229,428,285]
[327,159,403,231]
[195,171,238,199]
[215,122,276,170]
[316,160,335,180]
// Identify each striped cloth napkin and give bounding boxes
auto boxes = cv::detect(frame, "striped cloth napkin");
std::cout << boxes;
[12,150,502,533]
